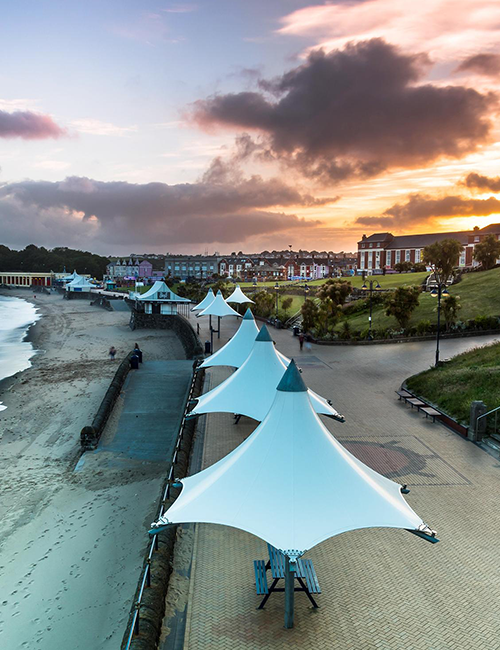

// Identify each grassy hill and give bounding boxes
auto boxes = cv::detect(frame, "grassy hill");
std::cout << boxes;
[338,267,500,333]
[406,341,500,423]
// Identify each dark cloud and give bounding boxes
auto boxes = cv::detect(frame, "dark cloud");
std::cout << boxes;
[0,110,67,139]
[455,54,500,77]
[191,39,495,183]
[463,172,500,192]
[355,193,500,228]
[0,175,327,249]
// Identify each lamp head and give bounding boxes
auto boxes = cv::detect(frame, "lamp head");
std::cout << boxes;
[361,283,367,291]
[274,282,279,290]
[442,288,449,296]
[375,282,381,290]
[430,287,438,297]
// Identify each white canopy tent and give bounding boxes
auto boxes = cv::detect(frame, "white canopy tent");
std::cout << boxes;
[191,288,214,313]
[226,285,255,305]
[191,325,344,421]
[137,281,189,303]
[200,308,259,369]
[152,361,437,626]
[197,290,241,319]
[62,270,81,283]
[65,276,94,292]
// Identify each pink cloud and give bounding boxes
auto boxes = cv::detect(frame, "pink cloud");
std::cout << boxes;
[277,0,500,65]
[0,110,67,140]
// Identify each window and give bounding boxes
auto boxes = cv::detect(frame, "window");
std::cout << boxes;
[474,236,480,242]
[395,250,401,264]
[367,251,373,269]
[415,249,421,263]
[369,243,373,248]
[386,250,392,267]
[375,251,381,269]
[405,250,411,262]
[459,251,466,266]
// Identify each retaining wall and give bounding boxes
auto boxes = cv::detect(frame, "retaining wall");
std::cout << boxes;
[129,309,203,359]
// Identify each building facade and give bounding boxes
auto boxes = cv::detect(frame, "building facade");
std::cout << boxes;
[357,224,500,272]
[0,272,54,287]
[165,255,219,280]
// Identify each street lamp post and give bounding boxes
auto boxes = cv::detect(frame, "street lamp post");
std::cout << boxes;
[361,279,381,340]
[430,282,449,367]
[274,282,279,320]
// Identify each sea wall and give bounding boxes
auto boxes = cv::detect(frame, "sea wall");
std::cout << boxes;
[80,351,133,449]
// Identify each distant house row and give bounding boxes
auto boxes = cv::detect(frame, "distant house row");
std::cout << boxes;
[357,224,500,272]
[105,258,165,282]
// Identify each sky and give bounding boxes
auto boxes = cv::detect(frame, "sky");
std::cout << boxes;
[2,0,500,255]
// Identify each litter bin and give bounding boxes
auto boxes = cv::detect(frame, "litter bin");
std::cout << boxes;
[130,353,139,370]
[204,340,211,354]
[275,319,282,329]
[293,326,300,337]
[133,348,143,363]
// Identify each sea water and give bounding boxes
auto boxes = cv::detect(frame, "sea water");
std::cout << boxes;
[0,296,40,411]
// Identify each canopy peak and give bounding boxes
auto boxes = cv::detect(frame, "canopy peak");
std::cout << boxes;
[256,325,273,342]
[243,308,255,321]
[277,360,308,393]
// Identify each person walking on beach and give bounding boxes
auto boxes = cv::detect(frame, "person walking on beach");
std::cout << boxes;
[109,346,117,361]
[298,333,304,351]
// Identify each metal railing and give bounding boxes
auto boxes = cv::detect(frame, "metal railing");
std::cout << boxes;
[122,363,200,650]
[476,404,500,438]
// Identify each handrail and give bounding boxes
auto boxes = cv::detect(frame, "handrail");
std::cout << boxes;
[122,363,200,650]
[476,404,500,436]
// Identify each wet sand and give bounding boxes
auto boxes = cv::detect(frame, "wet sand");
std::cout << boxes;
[0,291,186,649]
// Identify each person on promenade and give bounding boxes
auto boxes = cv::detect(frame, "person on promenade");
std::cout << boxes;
[109,346,117,361]
[305,333,312,352]
[299,333,304,351]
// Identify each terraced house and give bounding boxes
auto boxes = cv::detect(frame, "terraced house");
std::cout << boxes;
[357,224,500,272]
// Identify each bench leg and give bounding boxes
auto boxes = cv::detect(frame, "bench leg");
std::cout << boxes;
[296,577,319,608]
[258,578,278,609]
[234,414,241,425]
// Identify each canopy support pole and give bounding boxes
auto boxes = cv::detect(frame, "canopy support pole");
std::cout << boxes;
[284,556,295,629]
[218,316,221,339]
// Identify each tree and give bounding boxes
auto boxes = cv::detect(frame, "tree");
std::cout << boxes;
[473,234,500,270]
[301,298,319,332]
[385,286,420,329]
[316,279,352,306]
[281,296,293,318]
[393,261,412,273]
[423,238,463,284]
[315,297,341,336]
[442,294,461,330]
[253,290,275,318]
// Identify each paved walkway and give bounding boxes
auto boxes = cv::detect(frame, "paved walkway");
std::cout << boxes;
[174,315,500,650]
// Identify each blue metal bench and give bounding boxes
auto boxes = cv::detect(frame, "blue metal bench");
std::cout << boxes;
[254,544,320,609]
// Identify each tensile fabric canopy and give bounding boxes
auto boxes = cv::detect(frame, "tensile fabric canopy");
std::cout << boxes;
[65,276,94,291]
[197,290,241,318]
[191,288,214,312]
[200,308,259,369]
[191,325,343,421]
[137,281,189,302]
[152,361,436,558]
[226,285,255,305]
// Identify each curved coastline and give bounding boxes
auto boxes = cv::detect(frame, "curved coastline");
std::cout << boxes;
[0,296,40,411]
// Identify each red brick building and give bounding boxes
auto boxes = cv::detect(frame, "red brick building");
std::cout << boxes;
[357,224,500,272]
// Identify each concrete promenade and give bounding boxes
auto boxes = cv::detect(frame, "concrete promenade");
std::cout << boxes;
[173,314,500,650]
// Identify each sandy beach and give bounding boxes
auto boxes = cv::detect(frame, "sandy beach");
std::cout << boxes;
[0,291,186,649]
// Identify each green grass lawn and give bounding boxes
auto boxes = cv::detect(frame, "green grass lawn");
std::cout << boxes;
[239,271,428,290]
[339,267,500,333]
[406,341,500,423]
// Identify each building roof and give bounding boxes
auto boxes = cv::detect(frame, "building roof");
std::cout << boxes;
[478,223,500,234]
[358,233,394,244]
[386,230,470,249]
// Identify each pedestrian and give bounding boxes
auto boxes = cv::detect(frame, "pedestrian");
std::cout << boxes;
[109,346,117,361]
[305,333,312,352]
[299,333,304,351]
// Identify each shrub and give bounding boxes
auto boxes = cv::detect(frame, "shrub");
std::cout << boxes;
[416,319,432,335]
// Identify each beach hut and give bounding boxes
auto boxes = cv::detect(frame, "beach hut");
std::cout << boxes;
[200,308,259,369]
[136,281,189,315]
[191,288,214,313]
[226,285,255,305]
[151,361,437,628]
[190,325,344,421]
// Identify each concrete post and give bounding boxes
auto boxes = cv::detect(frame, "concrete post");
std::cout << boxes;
[469,401,487,441]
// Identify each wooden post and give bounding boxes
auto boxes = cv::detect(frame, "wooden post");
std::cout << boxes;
[284,556,295,629]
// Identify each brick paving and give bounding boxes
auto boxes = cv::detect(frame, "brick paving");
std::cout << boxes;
[181,315,500,649]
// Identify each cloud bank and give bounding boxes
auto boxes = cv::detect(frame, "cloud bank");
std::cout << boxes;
[0,175,326,249]
[463,172,500,192]
[356,193,500,229]
[0,110,67,140]
[191,40,495,183]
